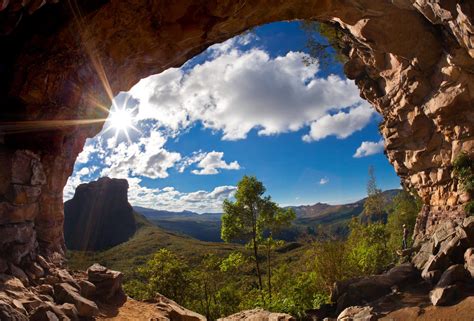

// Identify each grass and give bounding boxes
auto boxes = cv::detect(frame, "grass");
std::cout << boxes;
[67,212,242,273]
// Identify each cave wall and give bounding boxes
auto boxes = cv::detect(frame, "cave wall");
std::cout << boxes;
[0,0,473,272]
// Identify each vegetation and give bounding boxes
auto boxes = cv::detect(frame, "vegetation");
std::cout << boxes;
[69,172,421,320]
[362,166,386,222]
[300,21,349,69]
[453,152,474,215]
[221,176,295,301]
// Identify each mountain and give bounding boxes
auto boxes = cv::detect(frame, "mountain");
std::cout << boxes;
[67,210,241,273]
[133,189,402,242]
[133,206,223,242]
[64,177,137,251]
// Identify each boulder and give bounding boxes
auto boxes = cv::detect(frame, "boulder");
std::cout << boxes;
[464,248,474,277]
[429,285,459,306]
[0,299,28,321]
[59,303,79,321]
[337,306,376,321]
[433,221,456,248]
[29,305,61,321]
[218,308,293,321]
[412,241,434,269]
[335,264,418,313]
[53,283,99,317]
[87,263,125,304]
[436,264,470,287]
[78,280,96,299]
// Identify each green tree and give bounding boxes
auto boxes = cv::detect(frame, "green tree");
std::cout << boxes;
[363,166,385,222]
[137,248,190,303]
[346,218,390,275]
[262,207,295,301]
[221,176,294,301]
[300,21,348,69]
[453,152,474,215]
[386,190,421,256]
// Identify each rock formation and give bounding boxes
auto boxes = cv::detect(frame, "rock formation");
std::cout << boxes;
[0,0,472,281]
[0,262,126,320]
[218,308,295,321]
[64,177,136,251]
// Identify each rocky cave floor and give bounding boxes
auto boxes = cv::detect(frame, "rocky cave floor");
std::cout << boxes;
[2,217,474,320]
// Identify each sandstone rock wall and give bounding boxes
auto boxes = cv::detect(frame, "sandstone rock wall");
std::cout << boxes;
[0,0,473,269]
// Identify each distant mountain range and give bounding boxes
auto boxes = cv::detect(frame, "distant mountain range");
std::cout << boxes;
[133,189,401,242]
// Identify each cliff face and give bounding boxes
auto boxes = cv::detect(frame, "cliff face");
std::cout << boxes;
[0,0,472,271]
[64,177,136,251]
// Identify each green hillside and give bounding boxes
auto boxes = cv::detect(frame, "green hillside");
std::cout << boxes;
[66,212,241,273]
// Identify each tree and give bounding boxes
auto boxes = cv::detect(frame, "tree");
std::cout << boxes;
[221,176,294,302]
[137,249,190,303]
[386,190,422,256]
[363,166,385,222]
[261,207,295,301]
[300,21,349,69]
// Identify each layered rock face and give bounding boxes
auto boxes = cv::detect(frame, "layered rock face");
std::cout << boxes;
[0,0,473,269]
[64,177,136,251]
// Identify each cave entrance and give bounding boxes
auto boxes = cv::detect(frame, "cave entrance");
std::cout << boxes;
[61,21,414,317]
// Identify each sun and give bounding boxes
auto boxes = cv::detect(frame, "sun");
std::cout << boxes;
[103,103,140,142]
[109,109,133,131]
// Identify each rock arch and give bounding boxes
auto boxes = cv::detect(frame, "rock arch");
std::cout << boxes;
[0,0,473,270]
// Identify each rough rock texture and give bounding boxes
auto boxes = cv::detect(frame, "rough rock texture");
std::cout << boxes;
[0,0,472,271]
[64,177,136,251]
[331,263,419,313]
[154,293,207,321]
[337,306,376,321]
[0,263,125,320]
[218,308,294,321]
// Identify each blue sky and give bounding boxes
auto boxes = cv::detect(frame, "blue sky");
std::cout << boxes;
[64,21,401,212]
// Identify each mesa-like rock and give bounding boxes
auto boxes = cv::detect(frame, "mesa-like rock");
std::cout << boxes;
[64,177,136,251]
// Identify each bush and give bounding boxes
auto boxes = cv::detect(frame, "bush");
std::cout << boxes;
[386,190,421,258]
[453,152,474,215]
[346,219,391,275]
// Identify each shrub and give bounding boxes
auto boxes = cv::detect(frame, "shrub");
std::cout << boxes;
[453,152,474,215]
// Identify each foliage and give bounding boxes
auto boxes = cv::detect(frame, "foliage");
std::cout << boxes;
[346,219,391,275]
[221,176,295,297]
[363,166,386,222]
[385,190,421,257]
[300,21,348,69]
[453,152,474,215]
[137,248,191,302]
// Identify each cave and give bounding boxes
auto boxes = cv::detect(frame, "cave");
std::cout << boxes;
[0,0,473,287]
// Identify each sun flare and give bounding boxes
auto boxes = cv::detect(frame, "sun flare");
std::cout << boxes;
[103,102,140,142]
[109,109,133,131]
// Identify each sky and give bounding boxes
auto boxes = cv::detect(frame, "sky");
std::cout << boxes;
[64,21,401,213]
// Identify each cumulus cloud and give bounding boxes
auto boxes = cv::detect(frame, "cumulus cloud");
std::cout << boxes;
[353,139,384,158]
[129,47,367,141]
[319,178,329,185]
[302,103,374,142]
[187,151,240,175]
[100,130,181,179]
[126,178,236,213]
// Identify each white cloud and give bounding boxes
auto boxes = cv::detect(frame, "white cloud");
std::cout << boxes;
[319,178,329,185]
[76,142,96,164]
[302,103,374,142]
[189,151,240,175]
[127,179,236,213]
[353,139,384,158]
[129,48,367,141]
[100,130,181,179]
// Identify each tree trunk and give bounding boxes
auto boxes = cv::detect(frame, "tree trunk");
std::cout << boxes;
[267,243,272,302]
[253,235,264,302]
